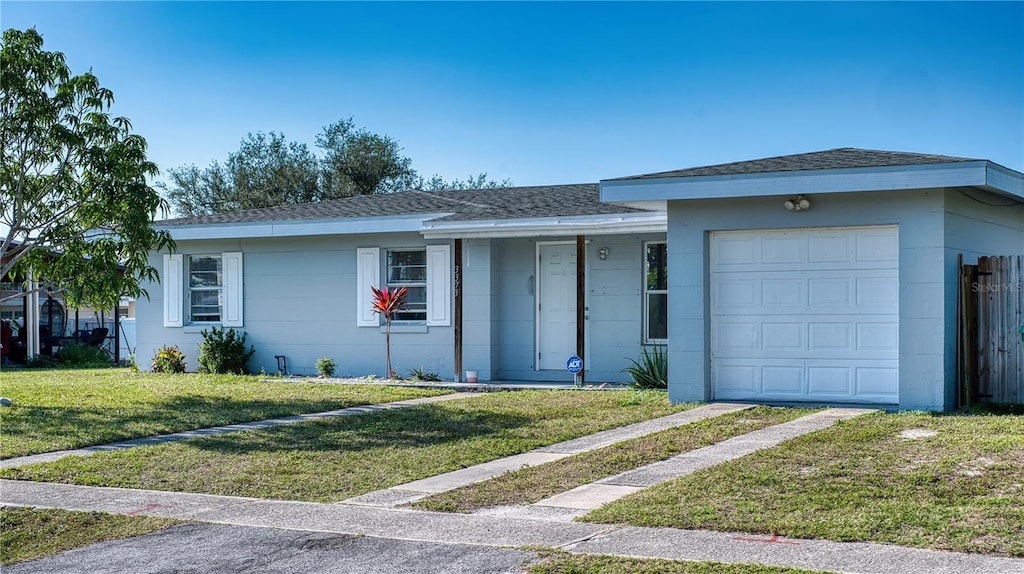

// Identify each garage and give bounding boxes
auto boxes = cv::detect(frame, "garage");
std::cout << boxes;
[711,225,900,404]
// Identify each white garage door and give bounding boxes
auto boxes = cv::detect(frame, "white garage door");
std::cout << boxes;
[711,226,899,404]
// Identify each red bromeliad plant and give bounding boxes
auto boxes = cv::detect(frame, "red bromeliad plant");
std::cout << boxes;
[371,286,407,379]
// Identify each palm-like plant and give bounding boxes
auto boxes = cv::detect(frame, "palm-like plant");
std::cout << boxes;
[371,285,407,378]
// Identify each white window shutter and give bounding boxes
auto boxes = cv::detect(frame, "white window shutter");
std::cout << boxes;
[426,244,451,326]
[356,247,380,327]
[163,253,183,327]
[222,252,244,327]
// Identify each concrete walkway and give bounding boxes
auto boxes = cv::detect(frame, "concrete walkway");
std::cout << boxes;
[518,408,875,520]
[3,479,1021,574]
[344,402,755,507]
[0,393,473,470]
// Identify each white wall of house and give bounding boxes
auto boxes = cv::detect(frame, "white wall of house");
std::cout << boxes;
[138,233,454,377]
[667,188,955,411]
[138,230,664,382]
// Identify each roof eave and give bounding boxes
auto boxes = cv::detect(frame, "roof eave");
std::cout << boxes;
[420,212,667,239]
[155,213,451,241]
[600,161,1024,203]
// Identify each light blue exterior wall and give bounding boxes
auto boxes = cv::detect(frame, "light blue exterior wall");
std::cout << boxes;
[496,234,665,382]
[137,233,454,377]
[137,231,663,382]
[942,188,1024,408]
[665,187,1024,411]
[667,189,945,410]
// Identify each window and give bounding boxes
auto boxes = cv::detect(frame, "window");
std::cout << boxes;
[188,255,222,323]
[386,249,427,322]
[357,245,449,328]
[644,241,667,342]
[164,252,241,328]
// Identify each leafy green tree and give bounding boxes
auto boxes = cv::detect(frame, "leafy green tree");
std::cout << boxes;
[228,132,320,209]
[162,161,232,218]
[317,117,416,197]
[162,118,512,216]
[0,27,173,309]
[415,172,513,191]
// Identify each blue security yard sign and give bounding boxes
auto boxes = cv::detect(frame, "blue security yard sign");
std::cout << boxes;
[566,355,583,374]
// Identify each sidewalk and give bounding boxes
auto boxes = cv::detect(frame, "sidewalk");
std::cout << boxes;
[3,479,1020,574]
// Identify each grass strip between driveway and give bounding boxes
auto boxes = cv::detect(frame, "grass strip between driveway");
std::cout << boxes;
[0,390,690,502]
[528,549,826,574]
[0,368,450,459]
[584,410,1024,557]
[415,406,811,513]
[0,507,181,566]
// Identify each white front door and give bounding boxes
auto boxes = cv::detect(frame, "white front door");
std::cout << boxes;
[537,243,579,370]
[711,225,900,404]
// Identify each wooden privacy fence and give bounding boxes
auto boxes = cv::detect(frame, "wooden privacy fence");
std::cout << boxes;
[958,255,1024,406]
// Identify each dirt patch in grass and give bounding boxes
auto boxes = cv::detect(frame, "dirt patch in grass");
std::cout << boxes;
[0,507,180,565]
[415,406,811,513]
[585,411,1024,557]
[0,368,450,459]
[1,390,689,502]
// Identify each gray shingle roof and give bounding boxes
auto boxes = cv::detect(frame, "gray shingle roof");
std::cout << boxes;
[157,183,654,226]
[613,148,981,180]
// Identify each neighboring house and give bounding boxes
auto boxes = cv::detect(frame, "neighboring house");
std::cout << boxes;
[140,148,1024,411]
[1,266,132,361]
[602,148,1024,411]
[140,184,667,383]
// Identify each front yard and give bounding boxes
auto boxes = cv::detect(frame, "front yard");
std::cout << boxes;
[3,369,1023,562]
[0,389,690,502]
[415,406,813,513]
[585,410,1024,557]
[0,368,450,459]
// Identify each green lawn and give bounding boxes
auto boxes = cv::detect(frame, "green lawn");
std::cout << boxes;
[585,410,1024,557]
[0,507,180,566]
[0,368,450,459]
[529,550,826,574]
[1,390,690,502]
[416,406,811,513]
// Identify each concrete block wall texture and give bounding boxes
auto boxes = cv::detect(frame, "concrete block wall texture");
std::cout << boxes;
[138,232,453,378]
[138,232,663,383]
[665,187,1023,411]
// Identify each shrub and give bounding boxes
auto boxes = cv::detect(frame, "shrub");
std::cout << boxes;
[24,354,59,369]
[408,367,441,382]
[151,345,186,373]
[315,357,337,378]
[621,345,668,389]
[197,326,255,375]
[55,343,110,367]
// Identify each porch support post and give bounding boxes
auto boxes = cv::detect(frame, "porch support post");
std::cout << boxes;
[25,272,38,358]
[114,302,121,364]
[576,235,586,385]
[453,239,463,383]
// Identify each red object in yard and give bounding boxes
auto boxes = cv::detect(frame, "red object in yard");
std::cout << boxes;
[1,319,11,358]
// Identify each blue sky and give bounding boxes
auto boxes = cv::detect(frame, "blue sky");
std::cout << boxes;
[4,1,1023,188]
